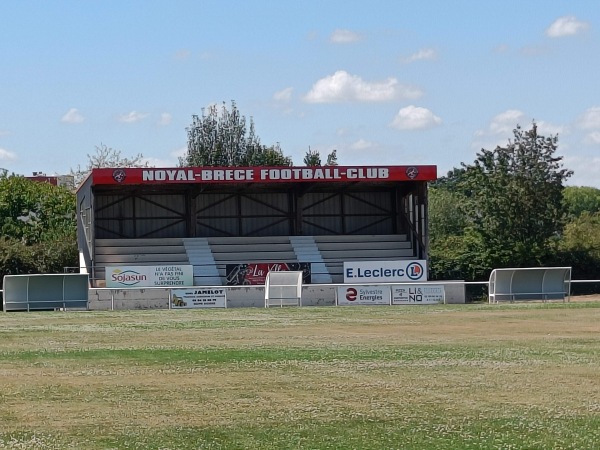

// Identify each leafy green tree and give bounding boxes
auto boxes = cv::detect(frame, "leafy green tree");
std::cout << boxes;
[303,147,321,166]
[559,212,600,259]
[458,123,572,268]
[0,175,78,281]
[182,101,292,167]
[563,186,600,218]
[70,143,148,186]
[428,187,469,239]
[0,175,76,245]
[303,147,338,166]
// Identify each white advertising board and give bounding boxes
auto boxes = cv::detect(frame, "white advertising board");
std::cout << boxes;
[336,285,391,306]
[171,288,227,309]
[105,265,193,288]
[392,284,444,305]
[343,260,427,283]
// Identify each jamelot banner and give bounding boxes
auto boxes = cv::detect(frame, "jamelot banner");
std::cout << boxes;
[171,288,227,309]
[226,263,311,285]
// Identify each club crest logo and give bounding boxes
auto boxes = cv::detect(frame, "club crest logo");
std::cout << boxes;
[112,169,126,183]
[405,166,419,179]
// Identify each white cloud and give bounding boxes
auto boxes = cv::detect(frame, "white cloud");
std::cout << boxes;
[142,146,187,168]
[473,110,569,151]
[118,111,149,123]
[489,109,525,134]
[402,48,437,63]
[330,29,363,44]
[174,49,191,60]
[546,16,589,38]
[157,113,172,126]
[349,139,375,150]
[390,105,442,130]
[472,109,524,149]
[0,148,17,161]
[564,156,600,187]
[578,107,600,129]
[273,87,293,102]
[61,108,84,124]
[535,120,567,136]
[583,131,600,145]
[304,70,422,103]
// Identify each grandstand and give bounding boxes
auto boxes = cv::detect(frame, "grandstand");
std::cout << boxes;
[77,165,436,288]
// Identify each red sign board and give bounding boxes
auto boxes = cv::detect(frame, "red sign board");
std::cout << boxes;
[90,165,437,186]
[226,263,311,285]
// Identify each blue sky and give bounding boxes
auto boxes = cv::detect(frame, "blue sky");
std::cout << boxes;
[1,1,599,186]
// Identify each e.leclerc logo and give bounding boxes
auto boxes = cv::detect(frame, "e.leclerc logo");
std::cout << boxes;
[406,262,424,280]
[111,269,147,286]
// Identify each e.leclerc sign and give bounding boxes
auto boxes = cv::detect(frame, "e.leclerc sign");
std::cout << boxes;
[343,260,427,283]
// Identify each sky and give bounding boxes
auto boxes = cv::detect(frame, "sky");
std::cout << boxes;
[1,1,599,187]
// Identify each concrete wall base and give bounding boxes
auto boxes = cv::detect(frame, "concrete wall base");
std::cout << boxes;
[88,282,465,310]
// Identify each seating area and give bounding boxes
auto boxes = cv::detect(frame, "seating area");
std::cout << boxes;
[313,234,414,283]
[93,234,415,286]
[94,238,189,286]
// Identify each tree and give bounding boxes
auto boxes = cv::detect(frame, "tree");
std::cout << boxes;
[563,186,600,218]
[560,212,600,259]
[303,147,321,166]
[303,147,338,166]
[458,123,572,268]
[181,101,292,167]
[0,175,78,280]
[70,143,148,186]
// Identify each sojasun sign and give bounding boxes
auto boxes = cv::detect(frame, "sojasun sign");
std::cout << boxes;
[343,260,427,283]
[106,265,193,288]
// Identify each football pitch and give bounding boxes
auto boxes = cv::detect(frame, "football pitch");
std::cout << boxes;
[1,302,599,449]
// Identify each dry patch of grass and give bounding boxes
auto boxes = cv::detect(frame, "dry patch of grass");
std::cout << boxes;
[0,303,599,449]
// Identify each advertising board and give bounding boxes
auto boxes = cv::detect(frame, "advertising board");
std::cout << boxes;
[105,265,193,288]
[336,285,391,306]
[343,260,427,283]
[226,263,311,285]
[392,284,445,305]
[171,288,227,309]
[91,165,438,186]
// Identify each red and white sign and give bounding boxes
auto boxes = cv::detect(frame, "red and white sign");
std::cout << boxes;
[91,165,437,186]
[336,285,391,306]
[226,263,311,285]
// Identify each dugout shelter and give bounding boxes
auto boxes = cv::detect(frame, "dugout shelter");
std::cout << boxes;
[76,165,437,287]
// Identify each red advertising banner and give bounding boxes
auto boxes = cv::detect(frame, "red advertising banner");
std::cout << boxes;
[226,263,311,285]
[91,165,437,186]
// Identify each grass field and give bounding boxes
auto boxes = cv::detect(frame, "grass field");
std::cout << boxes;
[1,302,599,449]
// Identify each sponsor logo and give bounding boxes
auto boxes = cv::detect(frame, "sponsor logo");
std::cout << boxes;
[346,288,357,301]
[406,262,424,280]
[110,269,147,286]
[112,169,126,183]
[405,166,419,179]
